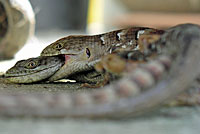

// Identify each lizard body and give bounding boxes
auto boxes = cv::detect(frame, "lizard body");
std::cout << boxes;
[1,24,200,118]
[41,27,164,81]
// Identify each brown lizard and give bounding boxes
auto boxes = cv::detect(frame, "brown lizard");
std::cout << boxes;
[1,24,200,118]
[40,27,164,81]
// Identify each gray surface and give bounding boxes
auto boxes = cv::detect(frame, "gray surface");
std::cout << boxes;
[0,107,200,134]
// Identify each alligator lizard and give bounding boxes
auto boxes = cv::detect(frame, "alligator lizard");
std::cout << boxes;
[1,23,200,118]
[40,27,164,81]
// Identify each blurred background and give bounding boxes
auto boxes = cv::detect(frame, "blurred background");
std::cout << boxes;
[29,0,200,32]
[0,0,200,71]
[1,1,200,134]
[31,0,200,32]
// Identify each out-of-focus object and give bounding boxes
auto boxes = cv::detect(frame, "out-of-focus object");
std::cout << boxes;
[113,12,200,29]
[118,0,200,12]
[0,0,35,61]
[87,0,104,34]
[29,0,88,31]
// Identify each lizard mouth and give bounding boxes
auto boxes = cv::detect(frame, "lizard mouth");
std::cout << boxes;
[64,55,71,64]
[63,54,78,64]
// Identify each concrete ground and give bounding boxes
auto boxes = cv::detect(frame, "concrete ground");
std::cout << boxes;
[0,107,200,134]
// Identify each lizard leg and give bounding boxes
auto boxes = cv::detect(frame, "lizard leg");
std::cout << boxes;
[81,72,110,88]
[68,69,106,84]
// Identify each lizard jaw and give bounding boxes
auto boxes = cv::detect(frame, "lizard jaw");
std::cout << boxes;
[48,54,95,81]
[47,54,76,81]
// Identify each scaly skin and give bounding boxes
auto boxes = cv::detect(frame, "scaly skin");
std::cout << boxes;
[71,50,147,86]
[1,24,200,118]
[4,56,65,83]
[41,27,164,81]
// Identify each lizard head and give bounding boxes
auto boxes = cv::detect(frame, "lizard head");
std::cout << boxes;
[41,35,107,60]
[41,36,95,56]
[41,36,76,56]
[40,36,109,81]
[4,56,65,83]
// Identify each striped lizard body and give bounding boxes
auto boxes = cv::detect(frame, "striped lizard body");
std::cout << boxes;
[41,27,164,81]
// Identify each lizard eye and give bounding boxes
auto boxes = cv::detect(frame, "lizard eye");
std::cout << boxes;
[25,61,38,69]
[86,48,91,58]
[54,43,63,50]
